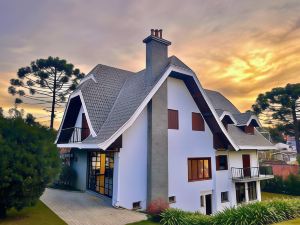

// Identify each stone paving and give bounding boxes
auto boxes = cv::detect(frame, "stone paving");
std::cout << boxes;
[41,188,146,225]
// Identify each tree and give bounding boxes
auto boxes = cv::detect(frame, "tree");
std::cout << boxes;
[252,83,300,153]
[0,107,3,118]
[0,116,60,218]
[8,56,85,129]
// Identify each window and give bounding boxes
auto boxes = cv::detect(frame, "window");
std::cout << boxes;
[248,181,257,201]
[132,201,141,210]
[235,183,246,204]
[200,195,204,207]
[188,158,212,181]
[169,196,176,203]
[216,155,228,170]
[168,109,179,129]
[192,112,205,131]
[221,192,229,203]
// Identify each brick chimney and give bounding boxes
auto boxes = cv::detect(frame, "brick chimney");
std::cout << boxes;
[143,29,171,85]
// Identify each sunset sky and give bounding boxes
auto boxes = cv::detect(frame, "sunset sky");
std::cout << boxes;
[0,0,300,128]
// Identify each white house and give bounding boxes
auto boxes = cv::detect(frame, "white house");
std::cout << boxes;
[56,29,275,214]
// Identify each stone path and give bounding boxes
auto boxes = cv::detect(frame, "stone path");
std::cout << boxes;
[41,188,146,225]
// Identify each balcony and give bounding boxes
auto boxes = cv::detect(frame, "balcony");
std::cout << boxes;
[231,166,274,182]
[57,127,90,144]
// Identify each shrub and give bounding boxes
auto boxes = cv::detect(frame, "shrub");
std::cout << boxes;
[261,174,300,195]
[160,199,300,225]
[0,117,60,218]
[56,165,77,187]
[161,208,212,225]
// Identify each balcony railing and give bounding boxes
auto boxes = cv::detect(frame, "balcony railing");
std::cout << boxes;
[231,166,273,181]
[57,127,90,144]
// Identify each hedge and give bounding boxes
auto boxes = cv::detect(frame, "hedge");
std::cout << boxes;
[261,174,300,196]
[160,199,300,225]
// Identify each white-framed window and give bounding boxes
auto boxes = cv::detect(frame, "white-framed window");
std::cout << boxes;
[221,191,229,203]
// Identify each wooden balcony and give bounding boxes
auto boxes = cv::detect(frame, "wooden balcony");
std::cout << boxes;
[231,166,274,182]
[57,127,90,144]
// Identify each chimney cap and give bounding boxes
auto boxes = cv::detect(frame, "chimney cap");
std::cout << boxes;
[143,29,171,45]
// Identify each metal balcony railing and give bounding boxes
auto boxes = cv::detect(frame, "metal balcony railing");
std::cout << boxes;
[231,166,273,181]
[57,127,90,144]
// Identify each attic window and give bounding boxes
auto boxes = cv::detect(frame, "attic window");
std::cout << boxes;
[132,201,141,210]
[244,125,254,135]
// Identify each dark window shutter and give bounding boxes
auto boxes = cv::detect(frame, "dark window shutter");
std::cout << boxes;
[216,156,220,171]
[168,109,179,129]
[245,125,254,134]
[192,112,205,131]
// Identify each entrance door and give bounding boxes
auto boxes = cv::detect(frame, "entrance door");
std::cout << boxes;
[87,151,114,197]
[205,194,212,215]
[242,154,251,177]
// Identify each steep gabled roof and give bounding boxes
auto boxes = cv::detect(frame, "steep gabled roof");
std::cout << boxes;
[56,56,274,150]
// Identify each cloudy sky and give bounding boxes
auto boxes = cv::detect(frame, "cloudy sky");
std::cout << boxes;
[0,0,300,128]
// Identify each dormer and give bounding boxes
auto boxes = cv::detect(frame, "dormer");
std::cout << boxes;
[219,111,237,130]
[235,113,261,135]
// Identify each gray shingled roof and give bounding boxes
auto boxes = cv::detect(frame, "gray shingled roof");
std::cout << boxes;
[82,56,178,144]
[205,89,240,114]
[205,90,273,149]
[227,124,274,148]
[58,55,273,150]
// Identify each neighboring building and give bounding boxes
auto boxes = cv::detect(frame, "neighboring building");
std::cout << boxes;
[56,30,274,214]
[272,143,297,164]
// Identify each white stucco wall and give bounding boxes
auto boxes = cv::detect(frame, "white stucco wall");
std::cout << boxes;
[167,77,216,213]
[112,107,148,210]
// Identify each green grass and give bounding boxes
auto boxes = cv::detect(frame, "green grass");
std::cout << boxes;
[0,200,66,225]
[275,218,300,224]
[262,192,300,201]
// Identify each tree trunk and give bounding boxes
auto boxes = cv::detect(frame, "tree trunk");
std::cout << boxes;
[292,106,300,154]
[0,206,6,219]
[50,69,57,129]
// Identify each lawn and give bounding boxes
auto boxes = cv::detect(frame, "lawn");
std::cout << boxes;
[0,200,66,225]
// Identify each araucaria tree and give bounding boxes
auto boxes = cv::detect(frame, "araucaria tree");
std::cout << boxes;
[8,57,85,129]
[252,83,300,153]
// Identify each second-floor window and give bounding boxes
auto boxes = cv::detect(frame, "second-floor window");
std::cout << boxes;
[188,158,211,181]
[216,155,228,170]
[192,112,205,131]
[168,109,179,129]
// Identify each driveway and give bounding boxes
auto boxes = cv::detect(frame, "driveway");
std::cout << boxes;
[41,188,146,225]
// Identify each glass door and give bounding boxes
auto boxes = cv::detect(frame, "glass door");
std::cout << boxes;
[87,151,114,197]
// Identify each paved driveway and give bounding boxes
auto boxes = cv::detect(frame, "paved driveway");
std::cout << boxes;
[41,188,146,225]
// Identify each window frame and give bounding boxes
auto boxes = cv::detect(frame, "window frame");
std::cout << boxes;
[168,109,179,130]
[188,157,212,182]
[216,155,228,171]
[192,112,205,131]
[221,191,229,203]
[248,181,257,201]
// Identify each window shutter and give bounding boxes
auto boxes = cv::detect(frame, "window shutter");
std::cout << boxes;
[168,109,179,129]
[216,156,220,171]
[192,112,205,131]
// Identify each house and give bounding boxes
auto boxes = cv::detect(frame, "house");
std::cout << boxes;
[56,29,275,214]
[273,143,297,164]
